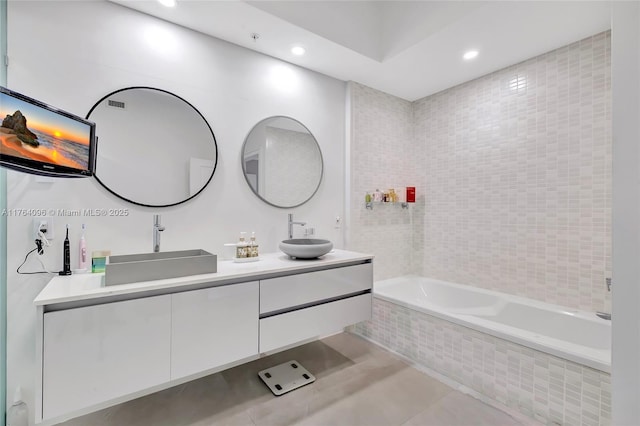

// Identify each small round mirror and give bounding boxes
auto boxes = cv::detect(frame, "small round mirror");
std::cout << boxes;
[87,87,218,207]
[242,116,323,208]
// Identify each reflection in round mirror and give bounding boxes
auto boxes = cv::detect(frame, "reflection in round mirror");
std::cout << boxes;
[87,87,218,207]
[242,116,323,208]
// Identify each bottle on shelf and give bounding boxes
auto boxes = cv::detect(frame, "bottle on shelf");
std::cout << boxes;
[365,187,410,209]
[406,186,416,203]
[396,188,407,203]
[236,232,248,258]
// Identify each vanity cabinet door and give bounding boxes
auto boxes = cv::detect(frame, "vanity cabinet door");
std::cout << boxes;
[42,295,171,420]
[170,281,259,380]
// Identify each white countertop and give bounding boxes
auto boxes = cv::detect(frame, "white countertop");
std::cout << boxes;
[34,249,373,306]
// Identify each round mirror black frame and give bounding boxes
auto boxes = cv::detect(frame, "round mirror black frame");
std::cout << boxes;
[86,86,218,208]
[241,116,323,209]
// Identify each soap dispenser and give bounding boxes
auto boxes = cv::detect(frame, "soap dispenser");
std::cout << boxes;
[236,232,248,258]
[248,232,259,258]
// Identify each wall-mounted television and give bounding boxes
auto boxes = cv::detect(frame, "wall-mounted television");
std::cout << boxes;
[0,86,96,177]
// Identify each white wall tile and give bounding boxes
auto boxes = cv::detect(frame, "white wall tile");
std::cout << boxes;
[350,32,611,313]
[414,32,611,312]
[348,82,423,281]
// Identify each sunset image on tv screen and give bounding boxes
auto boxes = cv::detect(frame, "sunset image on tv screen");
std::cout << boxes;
[0,92,91,170]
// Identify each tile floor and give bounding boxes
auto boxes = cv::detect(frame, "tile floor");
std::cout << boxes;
[62,333,537,426]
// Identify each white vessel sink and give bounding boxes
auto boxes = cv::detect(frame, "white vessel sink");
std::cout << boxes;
[279,239,333,259]
[104,249,217,286]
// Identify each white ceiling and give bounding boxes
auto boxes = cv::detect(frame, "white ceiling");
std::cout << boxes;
[110,0,611,102]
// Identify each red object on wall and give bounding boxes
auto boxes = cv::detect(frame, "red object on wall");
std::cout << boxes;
[406,187,416,203]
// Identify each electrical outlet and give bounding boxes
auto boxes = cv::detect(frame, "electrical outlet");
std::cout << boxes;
[33,217,54,240]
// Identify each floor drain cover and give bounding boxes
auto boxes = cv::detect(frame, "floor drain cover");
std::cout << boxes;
[258,360,316,396]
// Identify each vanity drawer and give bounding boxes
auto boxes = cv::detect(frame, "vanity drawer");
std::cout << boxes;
[259,293,372,353]
[260,263,372,314]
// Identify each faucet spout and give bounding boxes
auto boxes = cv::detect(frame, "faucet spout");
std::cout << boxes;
[153,214,165,252]
[287,213,306,239]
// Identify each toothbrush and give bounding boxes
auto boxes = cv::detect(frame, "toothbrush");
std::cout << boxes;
[60,224,72,275]
[78,224,87,271]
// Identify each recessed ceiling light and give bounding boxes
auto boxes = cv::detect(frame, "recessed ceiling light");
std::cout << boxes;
[291,46,306,56]
[463,50,479,60]
[158,0,176,8]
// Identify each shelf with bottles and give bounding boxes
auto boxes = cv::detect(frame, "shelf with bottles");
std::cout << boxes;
[365,187,415,210]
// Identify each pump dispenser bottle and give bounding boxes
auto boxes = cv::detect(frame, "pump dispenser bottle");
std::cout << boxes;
[236,232,248,258]
[248,232,259,258]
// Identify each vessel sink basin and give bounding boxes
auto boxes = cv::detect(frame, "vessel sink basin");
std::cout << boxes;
[279,239,333,259]
[104,249,217,286]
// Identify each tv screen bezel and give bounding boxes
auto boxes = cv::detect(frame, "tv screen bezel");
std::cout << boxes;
[0,86,97,178]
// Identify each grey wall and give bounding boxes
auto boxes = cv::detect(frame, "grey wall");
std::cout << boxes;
[611,2,640,424]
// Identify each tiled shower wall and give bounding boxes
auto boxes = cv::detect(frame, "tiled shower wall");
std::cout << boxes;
[348,82,424,281]
[413,31,611,312]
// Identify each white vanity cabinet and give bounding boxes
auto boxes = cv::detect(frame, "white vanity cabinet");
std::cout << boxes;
[34,250,373,424]
[42,295,171,420]
[171,281,259,379]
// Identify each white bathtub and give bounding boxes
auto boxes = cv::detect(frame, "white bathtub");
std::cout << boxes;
[374,275,611,373]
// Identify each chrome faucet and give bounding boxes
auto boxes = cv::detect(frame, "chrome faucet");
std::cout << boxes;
[153,214,165,252]
[288,213,306,239]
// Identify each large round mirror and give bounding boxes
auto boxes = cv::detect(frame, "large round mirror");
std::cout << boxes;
[242,116,323,208]
[87,87,218,207]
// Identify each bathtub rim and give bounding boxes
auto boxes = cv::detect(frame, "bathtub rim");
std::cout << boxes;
[373,275,611,373]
